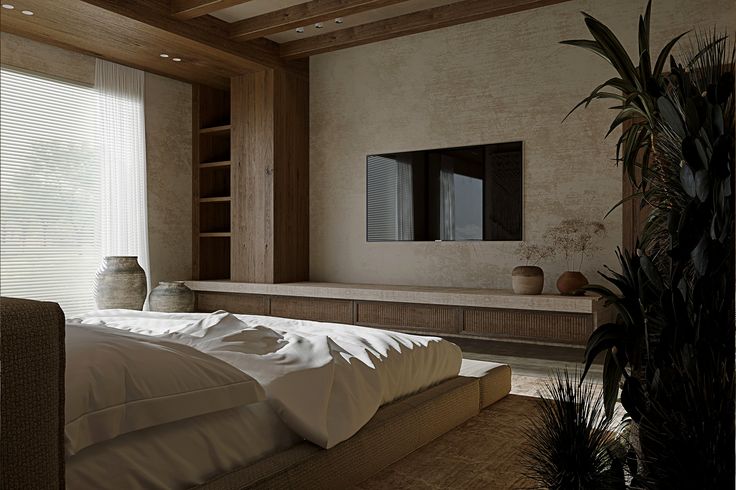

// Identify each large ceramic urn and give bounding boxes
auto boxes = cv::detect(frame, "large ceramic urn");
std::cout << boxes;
[149,281,195,313]
[512,266,545,295]
[94,256,147,310]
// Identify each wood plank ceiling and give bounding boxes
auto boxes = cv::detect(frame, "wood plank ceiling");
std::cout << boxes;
[0,0,571,88]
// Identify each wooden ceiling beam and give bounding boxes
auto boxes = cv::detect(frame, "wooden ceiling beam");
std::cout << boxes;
[171,0,255,21]
[279,0,572,59]
[80,0,283,70]
[229,0,410,41]
[0,0,305,89]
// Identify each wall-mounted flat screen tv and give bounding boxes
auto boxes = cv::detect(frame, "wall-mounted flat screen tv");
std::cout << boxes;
[366,141,522,241]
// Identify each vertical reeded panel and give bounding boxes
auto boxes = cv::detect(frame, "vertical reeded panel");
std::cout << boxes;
[195,292,269,315]
[463,308,592,345]
[356,301,461,333]
[270,296,353,324]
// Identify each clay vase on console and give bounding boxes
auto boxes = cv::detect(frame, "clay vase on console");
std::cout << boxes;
[556,271,588,295]
[511,266,544,295]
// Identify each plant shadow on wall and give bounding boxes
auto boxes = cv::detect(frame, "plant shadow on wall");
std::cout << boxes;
[523,1,735,488]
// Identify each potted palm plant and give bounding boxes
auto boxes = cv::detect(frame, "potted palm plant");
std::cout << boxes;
[560,1,734,486]
[524,2,734,487]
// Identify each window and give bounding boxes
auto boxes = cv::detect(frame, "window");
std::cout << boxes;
[0,67,100,316]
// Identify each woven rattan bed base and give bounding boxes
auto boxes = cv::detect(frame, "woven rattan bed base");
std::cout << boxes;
[195,372,507,490]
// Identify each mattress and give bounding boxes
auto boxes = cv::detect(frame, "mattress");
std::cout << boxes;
[66,401,301,489]
[67,310,464,489]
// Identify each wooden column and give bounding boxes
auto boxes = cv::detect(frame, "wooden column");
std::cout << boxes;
[230,67,309,283]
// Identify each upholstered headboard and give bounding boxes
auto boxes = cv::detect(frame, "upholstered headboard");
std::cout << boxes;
[0,297,65,489]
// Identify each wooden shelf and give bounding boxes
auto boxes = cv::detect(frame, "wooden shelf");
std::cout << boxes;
[199,124,231,134]
[200,196,231,203]
[200,160,231,168]
[195,85,232,282]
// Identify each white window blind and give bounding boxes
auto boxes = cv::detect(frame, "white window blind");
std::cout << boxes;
[0,67,101,316]
[366,155,399,241]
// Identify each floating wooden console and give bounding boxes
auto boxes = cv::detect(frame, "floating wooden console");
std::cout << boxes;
[186,281,612,346]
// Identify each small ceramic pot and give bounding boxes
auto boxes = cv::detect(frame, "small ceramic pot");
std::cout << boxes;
[94,256,147,310]
[556,271,589,295]
[149,281,195,313]
[512,265,544,295]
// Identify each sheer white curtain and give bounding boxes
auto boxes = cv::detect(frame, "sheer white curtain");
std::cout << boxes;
[95,60,150,292]
[440,159,455,240]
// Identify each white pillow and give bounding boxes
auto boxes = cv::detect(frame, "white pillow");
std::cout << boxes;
[65,324,264,457]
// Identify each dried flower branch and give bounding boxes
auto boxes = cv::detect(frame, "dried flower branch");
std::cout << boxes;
[544,219,606,271]
[516,242,555,266]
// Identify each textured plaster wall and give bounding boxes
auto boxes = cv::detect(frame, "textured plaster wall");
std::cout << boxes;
[143,73,192,286]
[309,0,733,291]
[1,33,193,286]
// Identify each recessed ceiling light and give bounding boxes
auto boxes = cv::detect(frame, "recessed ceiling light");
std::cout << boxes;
[159,53,169,58]
[314,22,323,29]
[172,58,181,62]
[295,27,304,33]
[335,18,343,24]
[20,9,33,15]
[1,4,15,10]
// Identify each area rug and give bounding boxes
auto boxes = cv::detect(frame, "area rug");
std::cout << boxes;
[356,394,539,489]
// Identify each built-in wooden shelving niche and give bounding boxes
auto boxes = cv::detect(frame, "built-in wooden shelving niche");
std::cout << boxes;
[194,85,231,280]
[192,69,309,284]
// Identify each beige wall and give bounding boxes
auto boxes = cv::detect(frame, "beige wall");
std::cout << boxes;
[1,33,193,286]
[144,73,193,286]
[309,0,733,291]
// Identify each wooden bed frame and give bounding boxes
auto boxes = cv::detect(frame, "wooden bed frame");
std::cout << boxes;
[0,297,511,489]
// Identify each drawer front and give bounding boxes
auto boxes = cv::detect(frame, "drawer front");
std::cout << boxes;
[355,301,460,334]
[269,296,354,324]
[195,292,269,315]
[463,308,592,345]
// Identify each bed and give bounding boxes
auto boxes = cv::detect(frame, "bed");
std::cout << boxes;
[0,297,511,489]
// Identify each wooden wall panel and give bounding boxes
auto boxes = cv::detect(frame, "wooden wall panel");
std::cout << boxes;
[196,292,269,314]
[273,67,309,283]
[270,296,353,324]
[356,301,461,334]
[231,71,275,283]
[463,308,592,345]
[230,68,309,283]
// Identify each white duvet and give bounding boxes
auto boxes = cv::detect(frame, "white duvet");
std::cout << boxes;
[76,310,462,449]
